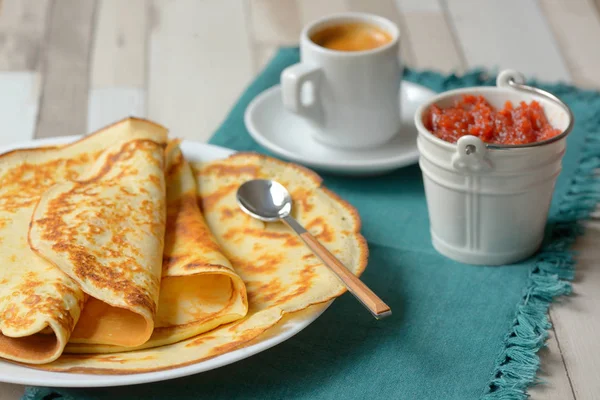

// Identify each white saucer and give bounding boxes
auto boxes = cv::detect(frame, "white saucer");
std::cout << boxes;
[244,81,436,175]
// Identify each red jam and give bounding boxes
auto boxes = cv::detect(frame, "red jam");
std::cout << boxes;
[423,95,561,145]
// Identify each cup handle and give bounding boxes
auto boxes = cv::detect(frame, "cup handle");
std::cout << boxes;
[281,63,321,119]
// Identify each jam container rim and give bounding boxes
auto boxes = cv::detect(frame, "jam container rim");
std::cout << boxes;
[414,70,575,151]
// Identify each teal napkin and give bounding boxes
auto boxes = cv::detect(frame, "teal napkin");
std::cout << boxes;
[24,48,600,400]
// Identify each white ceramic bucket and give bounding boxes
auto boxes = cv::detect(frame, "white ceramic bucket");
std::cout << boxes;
[415,70,574,265]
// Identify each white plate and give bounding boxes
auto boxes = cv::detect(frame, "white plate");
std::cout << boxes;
[244,81,436,175]
[0,136,330,387]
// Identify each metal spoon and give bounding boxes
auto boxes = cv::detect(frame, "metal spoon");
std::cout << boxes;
[236,179,391,319]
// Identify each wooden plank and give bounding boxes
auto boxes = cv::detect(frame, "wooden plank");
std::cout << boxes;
[396,0,465,73]
[444,0,571,82]
[529,325,576,400]
[90,0,147,88]
[549,221,600,399]
[0,72,41,145]
[248,0,301,45]
[0,0,51,71]
[254,43,278,73]
[87,0,148,132]
[296,0,348,25]
[0,383,23,400]
[247,0,301,73]
[148,0,253,142]
[539,0,600,89]
[346,0,415,70]
[35,0,97,139]
[87,88,146,133]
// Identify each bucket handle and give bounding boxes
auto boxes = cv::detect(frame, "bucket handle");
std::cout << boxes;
[452,136,493,173]
[496,69,526,88]
[496,69,574,131]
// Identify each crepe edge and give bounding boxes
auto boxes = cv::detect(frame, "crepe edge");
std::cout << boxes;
[0,320,68,364]
[64,268,248,354]
[26,307,284,374]
[0,117,168,160]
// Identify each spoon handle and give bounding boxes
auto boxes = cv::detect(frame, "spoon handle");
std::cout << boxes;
[283,216,391,319]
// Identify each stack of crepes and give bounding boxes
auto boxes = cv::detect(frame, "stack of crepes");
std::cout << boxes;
[0,118,367,372]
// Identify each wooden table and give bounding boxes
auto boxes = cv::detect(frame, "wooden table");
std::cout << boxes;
[0,1,599,399]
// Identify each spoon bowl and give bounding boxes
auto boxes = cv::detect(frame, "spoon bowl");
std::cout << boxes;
[236,179,292,222]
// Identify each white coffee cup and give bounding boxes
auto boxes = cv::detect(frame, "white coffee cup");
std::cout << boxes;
[281,13,402,150]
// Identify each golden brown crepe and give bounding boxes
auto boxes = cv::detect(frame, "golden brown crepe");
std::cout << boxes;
[35,152,367,372]
[0,118,167,364]
[29,138,167,348]
[37,307,284,373]
[195,153,368,314]
[64,142,248,353]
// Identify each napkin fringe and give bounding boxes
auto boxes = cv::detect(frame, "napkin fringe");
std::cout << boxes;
[483,100,600,399]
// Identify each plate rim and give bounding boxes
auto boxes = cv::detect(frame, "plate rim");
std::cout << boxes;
[244,81,435,173]
[0,135,331,387]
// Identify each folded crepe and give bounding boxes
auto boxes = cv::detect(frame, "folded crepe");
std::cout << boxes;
[1,118,249,364]
[29,137,168,348]
[0,118,168,363]
[154,142,248,343]
[194,153,368,314]
[37,153,367,373]
[64,142,248,353]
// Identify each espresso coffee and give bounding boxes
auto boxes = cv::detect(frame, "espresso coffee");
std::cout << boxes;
[282,14,401,149]
[310,22,393,52]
